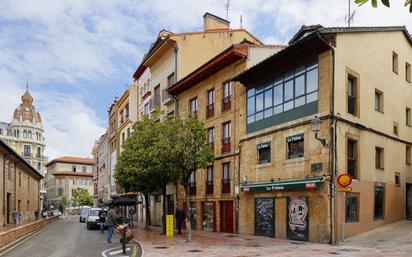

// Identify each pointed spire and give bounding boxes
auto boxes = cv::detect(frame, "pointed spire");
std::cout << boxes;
[26,80,29,91]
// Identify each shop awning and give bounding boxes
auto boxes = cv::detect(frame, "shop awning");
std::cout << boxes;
[240,177,325,193]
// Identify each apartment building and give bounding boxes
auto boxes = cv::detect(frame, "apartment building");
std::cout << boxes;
[132,12,263,227]
[233,25,412,243]
[92,131,109,205]
[168,42,283,232]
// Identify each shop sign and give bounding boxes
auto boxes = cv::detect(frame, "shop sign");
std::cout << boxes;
[337,174,352,187]
[257,142,271,150]
[305,182,316,188]
[337,187,352,192]
[287,196,309,241]
[287,134,304,143]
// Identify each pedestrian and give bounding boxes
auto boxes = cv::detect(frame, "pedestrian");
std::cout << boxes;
[18,210,22,224]
[106,205,118,245]
[35,210,39,221]
[175,205,186,235]
[13,209,18,224]
[128,208,135,227]
[99,209,106,234]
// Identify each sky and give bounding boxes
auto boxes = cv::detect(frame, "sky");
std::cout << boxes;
[0,0,411,160]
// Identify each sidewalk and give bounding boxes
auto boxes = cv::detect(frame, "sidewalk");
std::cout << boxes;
[130,225,410,257]
[0,219,38,233]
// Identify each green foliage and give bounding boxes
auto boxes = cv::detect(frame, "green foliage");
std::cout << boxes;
[354,0,412,12]
[71,188,93,207]
[61,195,68,207]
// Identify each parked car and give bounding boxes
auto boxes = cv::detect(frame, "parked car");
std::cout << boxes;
[86,207,101,230]
[79,207,90,223]
[52,210,62,217]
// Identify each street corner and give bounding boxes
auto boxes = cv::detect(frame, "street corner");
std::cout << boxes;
[101,243,141,257]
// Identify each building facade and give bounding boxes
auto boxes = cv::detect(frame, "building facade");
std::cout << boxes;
[92,131,110,205]
[233,25,412,243]
[1,139,43,225]
[45,156,93,211]
[168,42,283,232]
[0,87,48,208]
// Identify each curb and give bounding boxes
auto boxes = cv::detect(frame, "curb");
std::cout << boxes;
[0,218,59,256]
[133,239,144,257]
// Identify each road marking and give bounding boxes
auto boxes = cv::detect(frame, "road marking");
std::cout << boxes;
[102,246,135,257]
[109,248,130,255]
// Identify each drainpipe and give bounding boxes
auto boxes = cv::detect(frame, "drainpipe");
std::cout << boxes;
[173,45,179,116]
[3,153,7,226]
[235,142,242,234]
[14,162,16,208]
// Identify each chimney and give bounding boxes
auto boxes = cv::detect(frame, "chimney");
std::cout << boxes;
[203,12,230,32]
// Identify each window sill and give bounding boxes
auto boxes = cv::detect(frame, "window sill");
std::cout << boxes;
[256,162,272,168]
[375,110,384,114]
[406,163,411,166]
[376,167,385,171]
[345,221,359,224]
[407,125,411,128]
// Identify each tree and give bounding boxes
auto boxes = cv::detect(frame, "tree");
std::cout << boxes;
[355,0,412,12]
[61,195,68,214]
[71,188,94,207]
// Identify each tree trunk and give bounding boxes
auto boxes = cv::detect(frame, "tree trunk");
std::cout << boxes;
[144,194,151,230]
[161,185,167,235]
[185,185,192,242]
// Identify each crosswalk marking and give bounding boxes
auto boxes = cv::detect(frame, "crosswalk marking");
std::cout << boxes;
[108,247,130,256]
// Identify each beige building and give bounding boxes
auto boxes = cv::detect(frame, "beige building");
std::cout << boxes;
[92,131,110,204]
[1,139,43,225]
[232,25,412,243]
[168,42,283,232]
[45,156,93,211]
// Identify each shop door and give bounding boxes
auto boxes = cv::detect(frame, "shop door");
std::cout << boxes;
[6,193,11,224]
[202,201,215,232]
[407,184,412,219]
[220,201,234,233]
[287,196,309,241]
[255,198,275,237]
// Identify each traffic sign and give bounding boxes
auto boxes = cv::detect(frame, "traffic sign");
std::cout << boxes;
[337,174,352,187]
[337,187,352,192]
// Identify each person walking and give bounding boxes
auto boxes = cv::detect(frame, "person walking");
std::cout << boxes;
[13,209,18,224]
[175,206,186,235]
[99,209,107,234]
[35,210,39,221]
[106,205,118,245]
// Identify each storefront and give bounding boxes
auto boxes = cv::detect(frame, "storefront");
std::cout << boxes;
[240,177,329,242]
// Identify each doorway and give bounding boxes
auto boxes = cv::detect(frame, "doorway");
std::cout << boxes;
[202,201,216,232]
[406,183,412,219]
[220,201,234,233]
[6,193,11,224]
[254,198,275,237]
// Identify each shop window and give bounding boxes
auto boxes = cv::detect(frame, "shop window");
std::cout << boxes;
[407,145,411,165]
[406,62,411,82]
[406,108,411,127]
[375,147,384,169]
[395,172,400,187]
[375,90,383,113]
[374,185,385,220]
[287,134,304,159]
[393,51,398,74]
[257,142,271,164]
[345,195,359,223]
[347,139,358,179]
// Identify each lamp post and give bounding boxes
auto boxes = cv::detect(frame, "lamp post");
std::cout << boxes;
[311,116,327,146]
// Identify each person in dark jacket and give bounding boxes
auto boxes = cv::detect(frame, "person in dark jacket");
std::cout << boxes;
[106,205,118,244]
[175,206,186,235]
[99,209,107,234]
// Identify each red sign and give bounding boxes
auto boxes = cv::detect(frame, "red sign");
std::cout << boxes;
[337,174,352,187]
[305,182,316,188]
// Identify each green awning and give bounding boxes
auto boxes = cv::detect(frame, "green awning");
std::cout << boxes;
[240,177,325,193]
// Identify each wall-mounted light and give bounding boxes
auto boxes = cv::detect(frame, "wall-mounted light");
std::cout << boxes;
[311,115,327,146]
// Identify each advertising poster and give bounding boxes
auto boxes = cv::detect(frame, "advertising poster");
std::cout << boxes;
[287,196,309,241]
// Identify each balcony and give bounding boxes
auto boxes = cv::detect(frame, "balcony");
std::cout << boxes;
[206,103,214,118]
[347,158,357,179]
[22,152,32,158]
[162,89,174,105]
[221,137,231,153]
[221,179,230,194]
[206,181,214,195]
[190,110,198,119]
[222,96,231,112]
[189,182,197,195]
[36,154,44,160]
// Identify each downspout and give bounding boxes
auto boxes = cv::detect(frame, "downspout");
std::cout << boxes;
[14,162,16,208]
[236,142,242,234]
[3,154,7,226]
[173,45,179,117]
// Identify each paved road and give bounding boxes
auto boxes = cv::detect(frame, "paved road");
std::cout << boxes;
[2,215,140,257]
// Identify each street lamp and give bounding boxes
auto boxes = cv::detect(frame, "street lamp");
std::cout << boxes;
[311,115,327,146]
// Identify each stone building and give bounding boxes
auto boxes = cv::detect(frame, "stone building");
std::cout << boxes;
[0,87,48,208]
[45,156,93,211]
[132,12,262,227]
[1,139,43,225]
[168,42,283,232]
[92,131,110,205]
[232,25,412,243]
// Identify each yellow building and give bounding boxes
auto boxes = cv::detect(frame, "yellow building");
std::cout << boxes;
[168,42,283,232]
[233,25,412,243]
[131,12,263,227]
[1,139,43,225]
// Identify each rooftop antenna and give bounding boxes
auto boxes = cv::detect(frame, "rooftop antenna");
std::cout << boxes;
[240,15,243,29]
[226,0,230,20]
[345,0,356,27]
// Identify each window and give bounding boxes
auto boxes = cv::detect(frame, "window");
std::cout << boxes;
[407,108,411,127]
[82,166,87,173]
[72,165,77,172]
[395,172,400,187]
[348,76,357,115]
[23,145,31,157]
[28,130,32,139]
[393,51,398,74]
[206,166,213,195]
[23,129,27,138]
[407,145,411,165]
[189,97,198,117]
[19,172,21,186]
[375,90,383,112]
[36,147,41,158]
[206,89,215,118]
[374,185,385,220]
[189,171,196,195]
[347,139,358,179]
[406,62,411,82]
[207,127,214,149]
[375,147,384,169]
[125,104,129,118]
[222,81,232,112]
[345,195,359,223]
[37,162,41,171]
[393,122,399,136]
[247,61,318,125]
[122,132,125,144]
[58,188,63,197]
[287,134,304,159]
[222,163,230,193]
[167,73,175,87]
[257,142,271,164]
[143,102,150,115]
[222,122,231,153]
[154,85,161,107]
